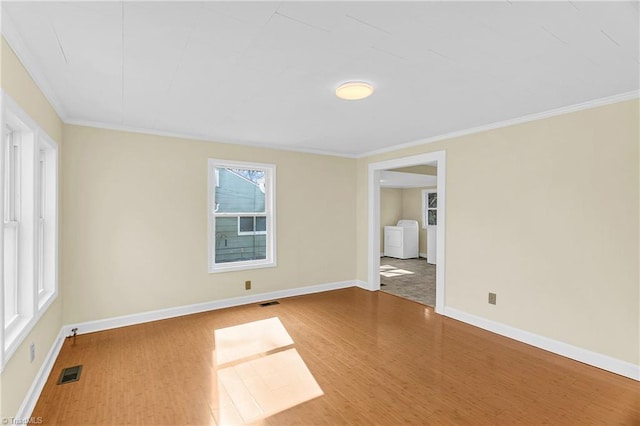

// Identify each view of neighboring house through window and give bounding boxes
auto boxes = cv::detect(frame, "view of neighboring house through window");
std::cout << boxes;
[208,160,276,272]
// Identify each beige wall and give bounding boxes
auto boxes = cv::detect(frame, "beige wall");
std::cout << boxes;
[1,37,64,418]
[380,188,402,252]
[61,125,356,324]
[357,99,640,366]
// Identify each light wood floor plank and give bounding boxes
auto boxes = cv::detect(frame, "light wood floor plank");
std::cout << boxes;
[33,288,639,425]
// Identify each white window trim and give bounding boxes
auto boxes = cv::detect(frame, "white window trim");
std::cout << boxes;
[207,159,276,274]
[421,188,437,229]
[1,92,59,371]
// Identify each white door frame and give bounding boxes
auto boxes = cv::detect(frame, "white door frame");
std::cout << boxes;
[367,150,446,314]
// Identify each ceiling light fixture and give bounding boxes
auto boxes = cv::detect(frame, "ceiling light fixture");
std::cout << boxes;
[335,81,374,100]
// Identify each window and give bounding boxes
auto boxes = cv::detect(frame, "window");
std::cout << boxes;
[422,189,437,228]
[208,160,276,273]
[1,93,58,367]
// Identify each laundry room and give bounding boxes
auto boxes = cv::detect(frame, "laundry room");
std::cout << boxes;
[379,165,437,306]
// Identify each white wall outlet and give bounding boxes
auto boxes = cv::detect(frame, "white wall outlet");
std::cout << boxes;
[29,342,35,363]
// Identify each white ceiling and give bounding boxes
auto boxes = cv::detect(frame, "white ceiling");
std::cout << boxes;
[2,1,639,157]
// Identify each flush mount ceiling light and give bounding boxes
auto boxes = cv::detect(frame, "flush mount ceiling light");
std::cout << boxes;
[335,81,374,100]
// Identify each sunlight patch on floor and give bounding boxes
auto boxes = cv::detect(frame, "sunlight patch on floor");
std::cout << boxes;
[214,317,294,366]
[380,265,415,278]
[213,317,323,425]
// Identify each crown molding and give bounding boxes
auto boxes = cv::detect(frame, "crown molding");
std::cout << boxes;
[64,118,357,158]
[358,90,640,159]
[68,91,640,160]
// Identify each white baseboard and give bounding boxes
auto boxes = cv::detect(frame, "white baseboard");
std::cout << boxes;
[444,307,640,381]
[16,328,66,420]
[381,253,427,259]
[65,280,357,336]
[354,280,373,291]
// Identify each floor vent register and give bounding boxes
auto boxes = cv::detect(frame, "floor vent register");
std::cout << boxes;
[57,365,82,385]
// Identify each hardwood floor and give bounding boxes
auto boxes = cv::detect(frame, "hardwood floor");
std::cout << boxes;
[34,288,639,425]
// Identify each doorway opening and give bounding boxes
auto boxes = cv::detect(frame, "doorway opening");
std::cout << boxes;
[367,151,446,314]
[379,167,436,306]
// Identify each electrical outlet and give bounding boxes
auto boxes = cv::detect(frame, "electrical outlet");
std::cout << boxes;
[245,280,251,290]
[29,342,35,363]
[488,292,497,305]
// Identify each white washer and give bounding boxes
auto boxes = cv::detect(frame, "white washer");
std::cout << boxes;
[384,220,419,259]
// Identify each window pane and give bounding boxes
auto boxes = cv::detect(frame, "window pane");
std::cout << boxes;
[38,152,46,294]
[4,129,9,221]
[215,167,265,213]
[4,128,17,222]
[38,219,45,294]
[428,192,437,208]
[256,216,266,232]
[215,218,267,264]
[239,216,254,233]
[39,151,46,218]
[4,225,18,325]
[428,210,437,226]
[3,127,19,325]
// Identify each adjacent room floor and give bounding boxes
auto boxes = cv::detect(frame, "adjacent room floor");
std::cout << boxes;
[379,256,436,306]
[33,288,638,425]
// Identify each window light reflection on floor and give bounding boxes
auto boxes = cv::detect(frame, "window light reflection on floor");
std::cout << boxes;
[213,317,324,425]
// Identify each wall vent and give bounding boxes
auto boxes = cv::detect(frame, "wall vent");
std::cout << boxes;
[57,365,82,385]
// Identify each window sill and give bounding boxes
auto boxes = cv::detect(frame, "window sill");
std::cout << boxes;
[38,289,57,312]
[3,315,37,366]
[209,260,277,274]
